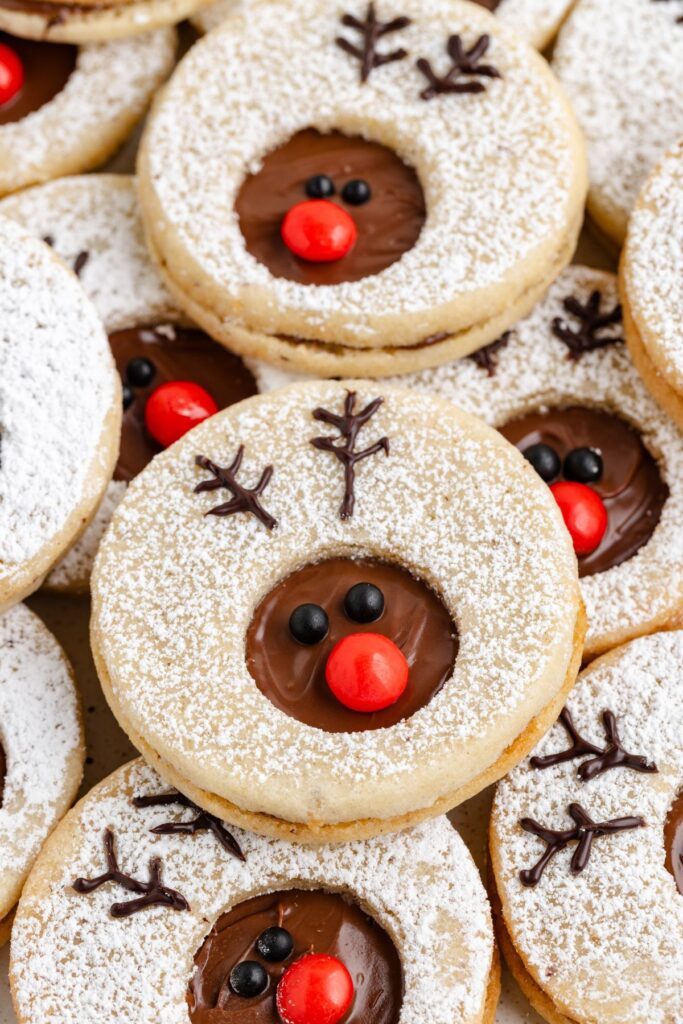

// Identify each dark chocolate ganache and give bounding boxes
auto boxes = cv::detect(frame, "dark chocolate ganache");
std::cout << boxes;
[500,406,668,577]
[665,790,683,896]
[246,557,458,733]
[188,889,403,1024]
[0,32,76,125]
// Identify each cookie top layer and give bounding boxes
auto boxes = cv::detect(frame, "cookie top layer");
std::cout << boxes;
[0,603,83,921]
[0,218,120,607]
[139,0,585,352]
[491,631,683,1024]
[11,759,494,1024]
[91,380,581,830]
[623,142,683,395]
[553,0,683,244]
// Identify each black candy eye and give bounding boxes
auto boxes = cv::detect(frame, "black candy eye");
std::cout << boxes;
[341,179,371,205]
[523,443,561,483]
[122,383,134,410]
[126,357,156,389]
[306,174,335,199]
[564,447,603,484]
[230,961,268,998]
[256,927,294,963]
[289,604,329,645]
[344,582,384,624]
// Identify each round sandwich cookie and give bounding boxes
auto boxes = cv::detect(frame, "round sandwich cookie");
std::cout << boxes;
[10,758,499,1024]
[139,0,587,379]
[0,175,259,594]
[193,0,576,51]
[621,142,683,431]
[91,380,585,844]
[0,28,174,195]
[0,218,120,612]
[553,0,683,247]
[255,268,683,660]
[0,0,206,43]
[0,603,84,949]
[490,630,683,1024]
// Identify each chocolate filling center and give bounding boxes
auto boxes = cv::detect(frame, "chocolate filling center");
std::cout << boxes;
[665,790,683,896]
[0,742,6,809]
[246,557,458,733]
[235,129,426,286]
[499,406,668,577]
[188,889,403,1024]
[108,324,258,482]
[0,32,76,125]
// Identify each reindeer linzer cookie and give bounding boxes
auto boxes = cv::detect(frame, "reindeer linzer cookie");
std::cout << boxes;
[139,0,587,378]
[490,630,683,1024]
[0,604,84,948]
[90,381,584,844]
[0,174,259,593]
[0,0,207,43]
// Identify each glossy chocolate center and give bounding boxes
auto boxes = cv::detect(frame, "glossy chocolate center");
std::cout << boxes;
[499,406,668,578]
[109,324,258,482]
[188,889,403,1024]
[472,0,502,9]
[665,790,683,896]
[235,129,425,286]
[246,557,458,733]
[0,32,76,125]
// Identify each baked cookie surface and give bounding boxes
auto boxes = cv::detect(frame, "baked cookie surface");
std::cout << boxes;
[553,0,683,245]
[490,630,683,1024]
[0,0,209,43]
[0,603,84,946]
[140,0,586,378]
[0,218,120,611]
[91,380,583,842]
[11,758,498,1024]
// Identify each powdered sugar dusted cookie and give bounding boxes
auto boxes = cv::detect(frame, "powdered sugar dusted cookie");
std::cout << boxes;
[139,0,586,378]
[0,218,120,611]
[11,758,498,1024]
[91,381,584,844]
[0,604,84,946]
[622,141,683,432]
[193,0,576,50]
[0,0,207,43]
[0,30,175,195]
[0,175,259,594]
[553,0,683,246]
[490,630,683,1024]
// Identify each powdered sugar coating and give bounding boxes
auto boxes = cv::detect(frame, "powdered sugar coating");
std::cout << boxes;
[553,0,683,243]
[91,381,580,827]
[11,759,494,1024]
[492,631,683,1024]
[0,604,83,919]
[623,142,683,392]
[140,0,584,350]
[0,218,118,580]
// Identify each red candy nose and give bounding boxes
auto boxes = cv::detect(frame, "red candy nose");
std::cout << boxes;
[0,44,24,107]
[276,954,354,1024]
[551,481,607,557]
[281,200,357,263]
[144,380,218,449]
[326,632,409,713]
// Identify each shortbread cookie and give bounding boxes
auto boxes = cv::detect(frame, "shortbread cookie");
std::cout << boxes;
[193,0,576,50]
[0,175,258,594]
[11,758,498,1024]
[553,0,683,246]
[0,603,84,947]
[621,142,683,433]
[0,29,174,195]
[490,630,683,1024]
[91,381,584,843]
[0,0,208,43]
[0,219,120,611]
[139,0,587,379]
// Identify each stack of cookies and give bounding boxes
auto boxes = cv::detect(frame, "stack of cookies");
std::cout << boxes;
[0,2,682,1023]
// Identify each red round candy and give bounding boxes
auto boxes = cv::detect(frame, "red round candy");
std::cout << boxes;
[276,954,354,1024]
[0,43,23,108]
[144,381,218,449]
[550,481,608,556]
[325,632,409,713]
[281,200,357,263]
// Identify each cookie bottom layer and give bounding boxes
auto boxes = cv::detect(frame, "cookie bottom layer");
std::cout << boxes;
[622,293,683,433]
[0,0,208,41]
[92,602,586,845]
